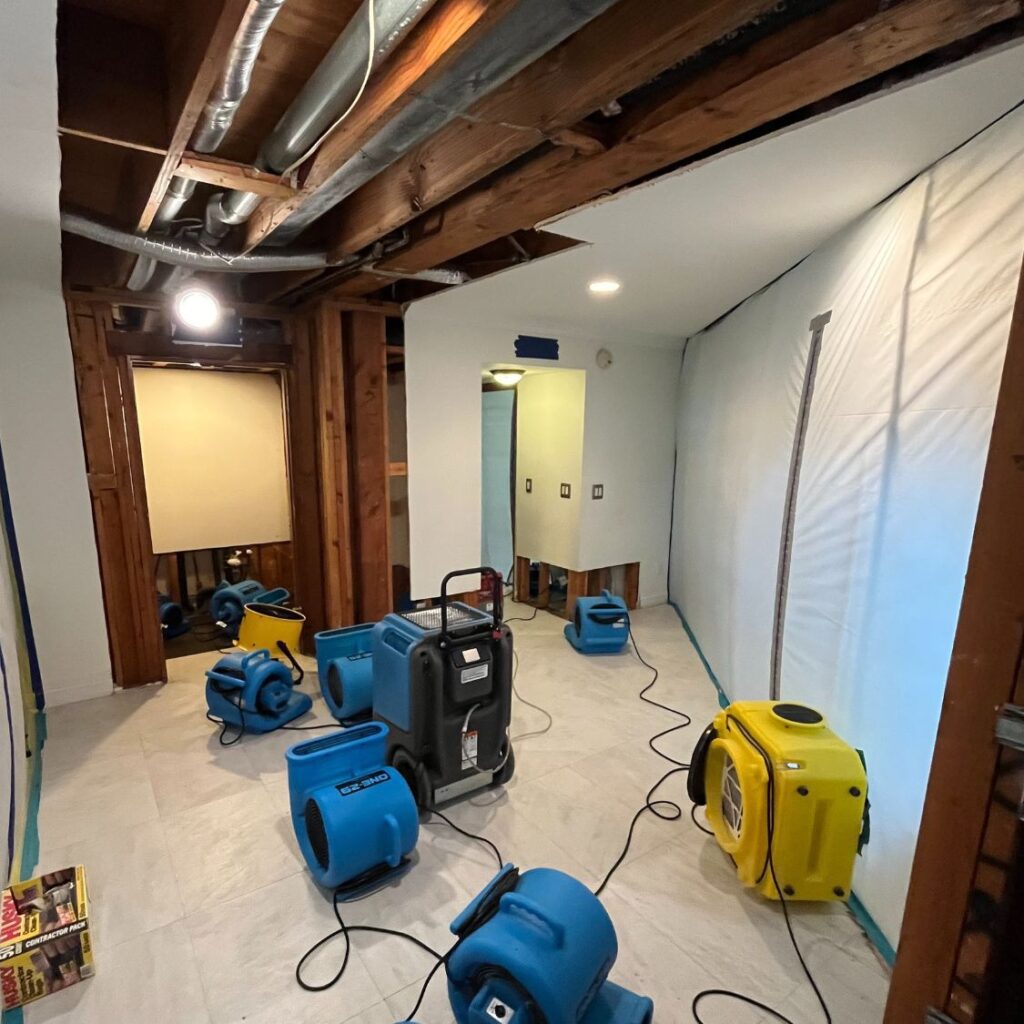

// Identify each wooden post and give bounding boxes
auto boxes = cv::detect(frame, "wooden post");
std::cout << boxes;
[311,303,355,627]
[885,251,1024,1022]
[66,299,165,688]
[536,562,550,608]
[344,310,392,620]
[514,555,530,603]
[566,570,589,623]
[284,316,327,644]
[623,562,640,610]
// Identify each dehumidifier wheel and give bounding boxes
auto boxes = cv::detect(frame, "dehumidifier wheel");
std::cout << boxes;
[493,743,515,787]
[687,724,717,806]
[391,748,432,809]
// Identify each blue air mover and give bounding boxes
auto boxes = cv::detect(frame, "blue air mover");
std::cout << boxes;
[205,647,311,734]
[373,568,514,807]
[209,579,289,638]
[315,623,375,722]
[157,594,190,640]
[446,864,654,1024]
[564,590,629,655]
[286,721,418,893]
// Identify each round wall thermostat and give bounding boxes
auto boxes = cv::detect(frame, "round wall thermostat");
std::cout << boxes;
[596,348,613,369]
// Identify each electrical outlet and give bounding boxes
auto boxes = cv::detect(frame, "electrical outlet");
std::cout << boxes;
[560,483,572,499]
[525,478,532,493]
[592,484,604,499]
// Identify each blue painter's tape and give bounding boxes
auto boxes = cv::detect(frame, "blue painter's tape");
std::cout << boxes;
[849,891,896,967]
[668,600,729,708]
[514,335,559,360]
[20,710,46,882]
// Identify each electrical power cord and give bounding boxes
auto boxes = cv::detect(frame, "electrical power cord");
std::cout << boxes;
[593,618,691,898]
[280,0,376,175]
[295,810,507,1021]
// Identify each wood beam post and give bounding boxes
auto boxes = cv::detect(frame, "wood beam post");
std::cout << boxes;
[284,316,327,645]
[885,250,1024,1021]
[67,300,166,688]
[344,310,393,620]
[514,555,530,604]
[623,562,640,610]
[566,570,589,624]
[311,303,356,627]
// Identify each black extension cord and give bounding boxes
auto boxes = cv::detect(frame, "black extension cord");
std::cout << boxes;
[295,810,507,1021]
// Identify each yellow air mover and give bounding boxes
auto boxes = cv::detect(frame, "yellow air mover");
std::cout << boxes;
[687,701,867,902]
[236,602,305,658]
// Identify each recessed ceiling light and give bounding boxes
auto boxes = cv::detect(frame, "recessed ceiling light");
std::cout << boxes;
[588,277,621,295]
[173,286,222,332]
[490,369,525,387]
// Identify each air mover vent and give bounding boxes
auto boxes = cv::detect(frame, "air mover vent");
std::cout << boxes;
[327,664,344,710]
[772,703,823,725]
[721,753,743,840]
[305,797,330,870]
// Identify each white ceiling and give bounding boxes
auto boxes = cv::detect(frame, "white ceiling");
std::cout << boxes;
[413,41,1024,344]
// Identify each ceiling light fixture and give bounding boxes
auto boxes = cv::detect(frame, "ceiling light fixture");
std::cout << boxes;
[173,286,223,333]
[491,369,524,387]
[588,277,621,296]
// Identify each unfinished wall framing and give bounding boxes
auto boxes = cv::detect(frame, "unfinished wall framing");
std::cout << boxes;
[63,293,396,686]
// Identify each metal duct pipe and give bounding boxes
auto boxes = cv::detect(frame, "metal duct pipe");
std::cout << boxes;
[62,211,331,273]
[268,0,620,245]
[204,0,437,244]
[128,0,288,290]
[193,0,288,152]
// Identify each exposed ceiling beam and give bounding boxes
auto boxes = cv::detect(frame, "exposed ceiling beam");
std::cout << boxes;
[324,0,785,261]
[135,0,253,233]
[341,0,1021,294]
[239,0,524,251]
[175,152,298,198]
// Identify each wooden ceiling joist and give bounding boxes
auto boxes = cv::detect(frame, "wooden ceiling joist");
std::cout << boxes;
[136,0,253,233]
[174,152,298,199]
[324,0,785,261]
[239,0,524,252]
[339,0,1020,294]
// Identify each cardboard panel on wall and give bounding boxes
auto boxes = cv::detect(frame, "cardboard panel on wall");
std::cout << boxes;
[133,368,292,554]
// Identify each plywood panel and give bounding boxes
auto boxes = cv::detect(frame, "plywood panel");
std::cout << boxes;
[133,367,292,553]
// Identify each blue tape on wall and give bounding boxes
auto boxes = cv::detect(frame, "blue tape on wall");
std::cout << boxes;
[0,442,42,710]
[514,335,559,360]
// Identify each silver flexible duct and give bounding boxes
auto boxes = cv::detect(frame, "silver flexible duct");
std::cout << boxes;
[193,0,288,152]
[266,0,620,245]
[63,211,330,273]
[128,0,288,290]
[203,0,436,244]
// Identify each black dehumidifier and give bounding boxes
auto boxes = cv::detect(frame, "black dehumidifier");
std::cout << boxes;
[372,567,515,807]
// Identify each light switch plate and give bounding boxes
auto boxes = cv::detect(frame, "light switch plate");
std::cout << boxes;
[525,478,532,493]
[592,484,604,499]
[560,483,572,499]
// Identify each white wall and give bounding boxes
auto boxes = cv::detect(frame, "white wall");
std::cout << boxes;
[514,371,586,570]
[134,368,292,553]
[0,0,112,706]
[670,107,1024,948]
[404,307,680,604]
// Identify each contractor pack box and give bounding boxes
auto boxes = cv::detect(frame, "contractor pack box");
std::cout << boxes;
[0,866,94,1009]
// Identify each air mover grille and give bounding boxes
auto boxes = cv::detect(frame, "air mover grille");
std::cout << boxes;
[327,665,344,709]
[400,605,485,631]
[721,753,743,840]
[305,798,330,870]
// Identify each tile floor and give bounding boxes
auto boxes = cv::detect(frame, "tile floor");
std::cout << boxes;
[24,603,890,1024]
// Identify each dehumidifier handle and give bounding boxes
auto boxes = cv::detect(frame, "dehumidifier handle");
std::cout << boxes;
[499,892,566,949]
[439,567,502,642]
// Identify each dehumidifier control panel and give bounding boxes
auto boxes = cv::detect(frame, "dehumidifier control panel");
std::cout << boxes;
[447,645,493,703]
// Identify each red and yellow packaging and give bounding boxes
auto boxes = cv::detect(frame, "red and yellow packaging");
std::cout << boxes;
[0,866,94,1009]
